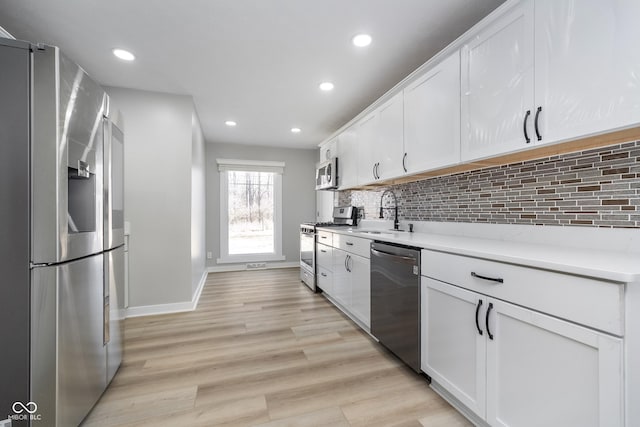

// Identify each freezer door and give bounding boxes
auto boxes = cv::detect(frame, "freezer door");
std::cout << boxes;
[58,254,107,426]
[32,45,107,263]
[32,255,107,426]
[104,246,124,383]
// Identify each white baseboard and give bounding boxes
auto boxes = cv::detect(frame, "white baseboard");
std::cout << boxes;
[207,261,299,273]
[126,270,208,318]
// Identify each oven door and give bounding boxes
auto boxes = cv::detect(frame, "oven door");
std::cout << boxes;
[300,226,316,290]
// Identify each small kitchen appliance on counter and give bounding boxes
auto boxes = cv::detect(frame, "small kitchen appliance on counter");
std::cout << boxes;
[299,206,358,291]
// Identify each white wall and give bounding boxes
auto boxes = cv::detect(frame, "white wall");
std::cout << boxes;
[191,112,206,294]
[106,86,200,308]
[206,142,317,269]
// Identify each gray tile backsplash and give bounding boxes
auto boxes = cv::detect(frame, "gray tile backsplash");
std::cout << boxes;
[337,140,640,228]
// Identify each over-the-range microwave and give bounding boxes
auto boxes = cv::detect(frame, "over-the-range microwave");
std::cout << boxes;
[315,157,338,190]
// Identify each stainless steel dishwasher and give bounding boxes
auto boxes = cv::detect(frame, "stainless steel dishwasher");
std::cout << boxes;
[370,241,421,372]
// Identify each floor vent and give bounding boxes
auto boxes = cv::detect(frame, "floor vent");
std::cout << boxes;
[246,262,267,270]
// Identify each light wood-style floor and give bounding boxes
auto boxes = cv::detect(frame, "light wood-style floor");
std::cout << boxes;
[83,268,470,427]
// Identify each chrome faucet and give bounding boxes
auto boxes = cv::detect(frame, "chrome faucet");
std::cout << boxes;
[379,189,400,230]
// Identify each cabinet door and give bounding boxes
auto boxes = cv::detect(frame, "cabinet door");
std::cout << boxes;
[320,138,337,162]
[375,93,404,180]
[349,253,370,328]
[331,248,352,308]
[317,266,333,296]
[422,278,487,419]
[337,126,358,189]
[486,298,623,427]
[404,52,461,174]
[356,112,379,185]
[316,243,333,269]
[461,1,534,162]
[535,0,640,146]
[316,190,334,222]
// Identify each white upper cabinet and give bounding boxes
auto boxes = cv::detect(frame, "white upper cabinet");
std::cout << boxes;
[356,93,404,185]
[462,0,640,163]
[404,52,461,173]
[319,138,337,162]
[356,111,379,185]
[461,0,535,162]
[375,92,404,180]
[337,125,358,190]
[534,0,640,145]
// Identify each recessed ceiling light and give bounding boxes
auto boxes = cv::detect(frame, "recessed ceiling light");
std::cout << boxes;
[319,82,334,91]
[291,127,301,133]
[225,120,237,127]
[112,48,135,61]
[352,34,372,47]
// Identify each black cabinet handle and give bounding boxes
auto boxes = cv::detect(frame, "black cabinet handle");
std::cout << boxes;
[471,272,503,284]
[344,255,348,271]
[486,302,494,340]
[321,235,327,239]
[375,163,380,179]
[372,163,377,179]
[523,109,531,143]
[534,106,542,141]
[320,249,327,253]
[475,300,483,336]
[402,153,407,172]
[345,242,354,246]
[320,272,327,277]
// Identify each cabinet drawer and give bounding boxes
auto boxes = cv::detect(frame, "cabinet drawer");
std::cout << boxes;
[317,266,333,295]
[316,243,333,269]
[334,234,371,258]
[421,249,623,336]
[317,230,333,246]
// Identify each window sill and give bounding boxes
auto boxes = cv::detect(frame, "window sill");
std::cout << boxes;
[216,254,286,264]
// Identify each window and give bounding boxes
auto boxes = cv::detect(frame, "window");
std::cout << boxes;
[217,159,284,263]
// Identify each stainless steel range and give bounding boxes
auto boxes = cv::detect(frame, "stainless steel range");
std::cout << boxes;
[299,206,357,291]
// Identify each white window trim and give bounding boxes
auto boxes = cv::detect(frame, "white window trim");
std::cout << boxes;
[217,161,285,264]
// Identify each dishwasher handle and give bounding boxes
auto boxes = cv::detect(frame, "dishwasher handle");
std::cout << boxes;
[371,247,417,262]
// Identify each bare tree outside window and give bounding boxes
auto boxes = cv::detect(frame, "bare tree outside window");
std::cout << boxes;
[228,171,275,254]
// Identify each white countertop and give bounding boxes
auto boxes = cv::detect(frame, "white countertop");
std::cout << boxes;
[318,223,640,283]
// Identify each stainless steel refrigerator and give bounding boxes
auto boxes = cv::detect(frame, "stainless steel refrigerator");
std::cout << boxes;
[0,38,124,427]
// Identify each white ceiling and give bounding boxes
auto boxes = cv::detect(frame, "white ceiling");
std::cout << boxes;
[0,0,504,149]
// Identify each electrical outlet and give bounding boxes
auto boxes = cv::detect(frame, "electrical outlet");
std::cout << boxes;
[206,252,212,260]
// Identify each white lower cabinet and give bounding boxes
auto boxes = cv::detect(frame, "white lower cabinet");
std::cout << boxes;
[422,277,624,427]
[332,248,352,308]
[349,253,370,327]
[332,248,371,328]
[320,232,371,330]
[422,278,486,417]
